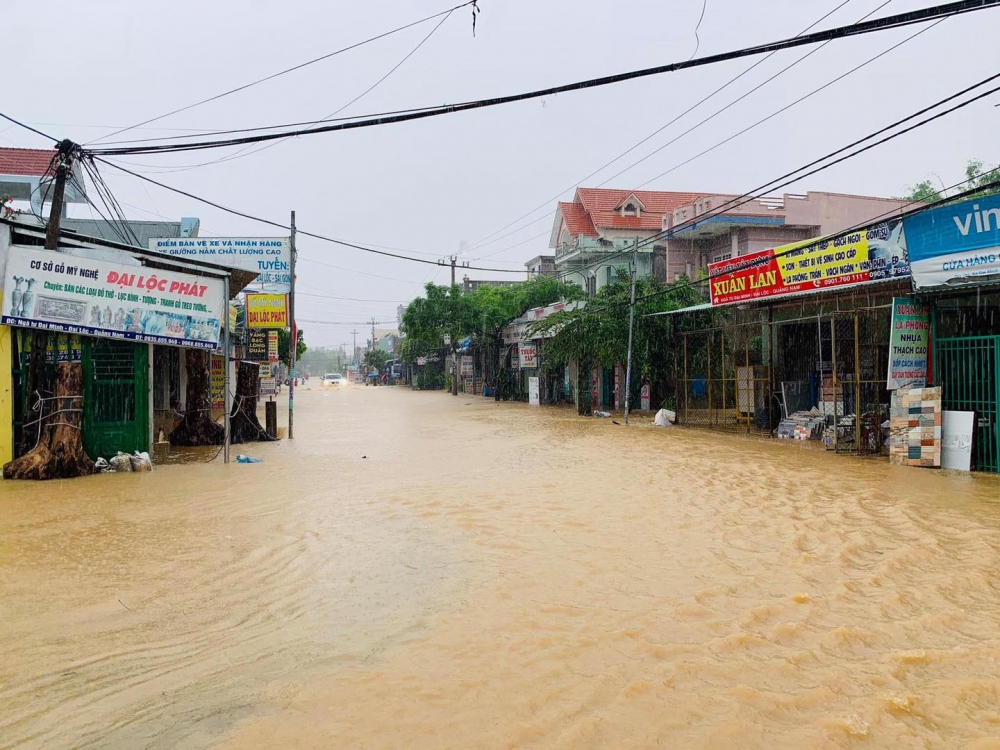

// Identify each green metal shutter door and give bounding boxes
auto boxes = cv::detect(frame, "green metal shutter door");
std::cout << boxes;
[83,339,149,460]
[935,336,1000,474]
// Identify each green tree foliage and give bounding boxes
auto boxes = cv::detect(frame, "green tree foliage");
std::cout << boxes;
[363,347,392,372]
[277,327,306,368]
[900,159,999,203]
[398,277,585,362]
[530,271,708,407]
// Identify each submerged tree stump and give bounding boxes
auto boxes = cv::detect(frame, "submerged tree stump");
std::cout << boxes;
[3,361,95,480]
[577,357,593,416]
[230,361,274,444]
[169,349,224,447]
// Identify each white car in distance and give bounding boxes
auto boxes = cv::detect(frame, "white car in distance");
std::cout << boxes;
[322,373,345,386]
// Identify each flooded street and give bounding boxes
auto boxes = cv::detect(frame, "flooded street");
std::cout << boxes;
[3,386,1000,749]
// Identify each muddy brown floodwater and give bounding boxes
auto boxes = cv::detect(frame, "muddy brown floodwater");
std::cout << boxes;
[3,386,1000,748]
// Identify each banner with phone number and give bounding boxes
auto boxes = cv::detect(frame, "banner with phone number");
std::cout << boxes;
[708,218,909,306]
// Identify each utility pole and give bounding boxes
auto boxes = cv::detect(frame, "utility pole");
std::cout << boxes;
[288,210,297,440]
[223,275,232,463]
[45,140,75,250]
[370,318,377,377]
[351,329,358,365]
[449,255,458,394]
[623,238,639,425]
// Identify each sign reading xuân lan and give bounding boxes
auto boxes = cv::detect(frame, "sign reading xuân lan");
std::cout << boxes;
[709,219,909,306]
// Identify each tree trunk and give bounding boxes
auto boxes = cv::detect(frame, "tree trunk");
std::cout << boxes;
[4,360,94,480]
[577,357,593,416]
[230,361,274,444]
[169,349,224,446]
[19,330,54,457]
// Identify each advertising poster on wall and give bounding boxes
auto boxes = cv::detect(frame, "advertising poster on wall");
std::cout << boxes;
[903,194,1000,289]
[709,219,909,306]
[246,293,288,329]
[149,237,291,293]
[2,247,225,349]
[887,297,930,390]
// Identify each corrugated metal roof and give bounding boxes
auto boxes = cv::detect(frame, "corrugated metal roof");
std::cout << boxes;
[61,219,184,247]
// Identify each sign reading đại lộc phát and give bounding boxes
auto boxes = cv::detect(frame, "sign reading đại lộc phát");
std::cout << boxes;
[1,246,225,349]
[246,293,288,329]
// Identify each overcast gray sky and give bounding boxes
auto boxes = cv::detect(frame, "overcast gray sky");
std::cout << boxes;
[4,0,998,347]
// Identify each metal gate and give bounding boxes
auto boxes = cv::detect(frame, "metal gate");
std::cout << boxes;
[83,339,149,459]
[935,336,1000,473]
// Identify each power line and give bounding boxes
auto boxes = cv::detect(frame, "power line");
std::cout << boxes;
[555,174,1000,325]
[556,71,1000,283]
[86,0,479,146]
[91,157,527,273]
[552,6,939,282]
[468,0,871,259]
[85,0,1000,157]
[120,10,457,174]
[0,111,57,142]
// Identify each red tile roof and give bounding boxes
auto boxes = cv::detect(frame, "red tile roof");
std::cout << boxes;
[576,188,706,217]
[0,148,58,178]
[557,188,710,237]
[557,201,598,238]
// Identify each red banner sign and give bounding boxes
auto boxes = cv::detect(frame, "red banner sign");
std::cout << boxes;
[708,220,909,306]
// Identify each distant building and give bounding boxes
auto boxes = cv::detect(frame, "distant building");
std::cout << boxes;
[661,192,919,282]
[62,217,200,247]
[551,187,920,293]
[551,188,707,294]
[524,255,555,278]
[461,276,519,295]
[0,147,88,219]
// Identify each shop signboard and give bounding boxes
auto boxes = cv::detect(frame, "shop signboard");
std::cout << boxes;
[708,219,909,306]
[259,377,277,397]
[1,246,224,349]
[461,355,474,377]
[246,329,268,361]
[903,194,1000,289]
[640,383,651,411]
[528,376,540,406]
[259,363,272,378]
[246,293,288,329]
[518,342,538,369]
[211,354,225,414]
[267,330,279,362]
[149,237,291,293]
[886,297,930,390]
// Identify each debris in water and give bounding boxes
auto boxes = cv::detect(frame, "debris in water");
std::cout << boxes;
[654,409,676,427]
[236,455,262,464]
[593,411,611,418]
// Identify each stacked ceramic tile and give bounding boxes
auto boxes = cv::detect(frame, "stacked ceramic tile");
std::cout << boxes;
[889,387,942,467]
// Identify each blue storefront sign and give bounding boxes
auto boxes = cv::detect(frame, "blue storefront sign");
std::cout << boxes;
[904,194,1000,289]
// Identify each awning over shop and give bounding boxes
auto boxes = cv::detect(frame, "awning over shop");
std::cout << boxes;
[644,302,713,317]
